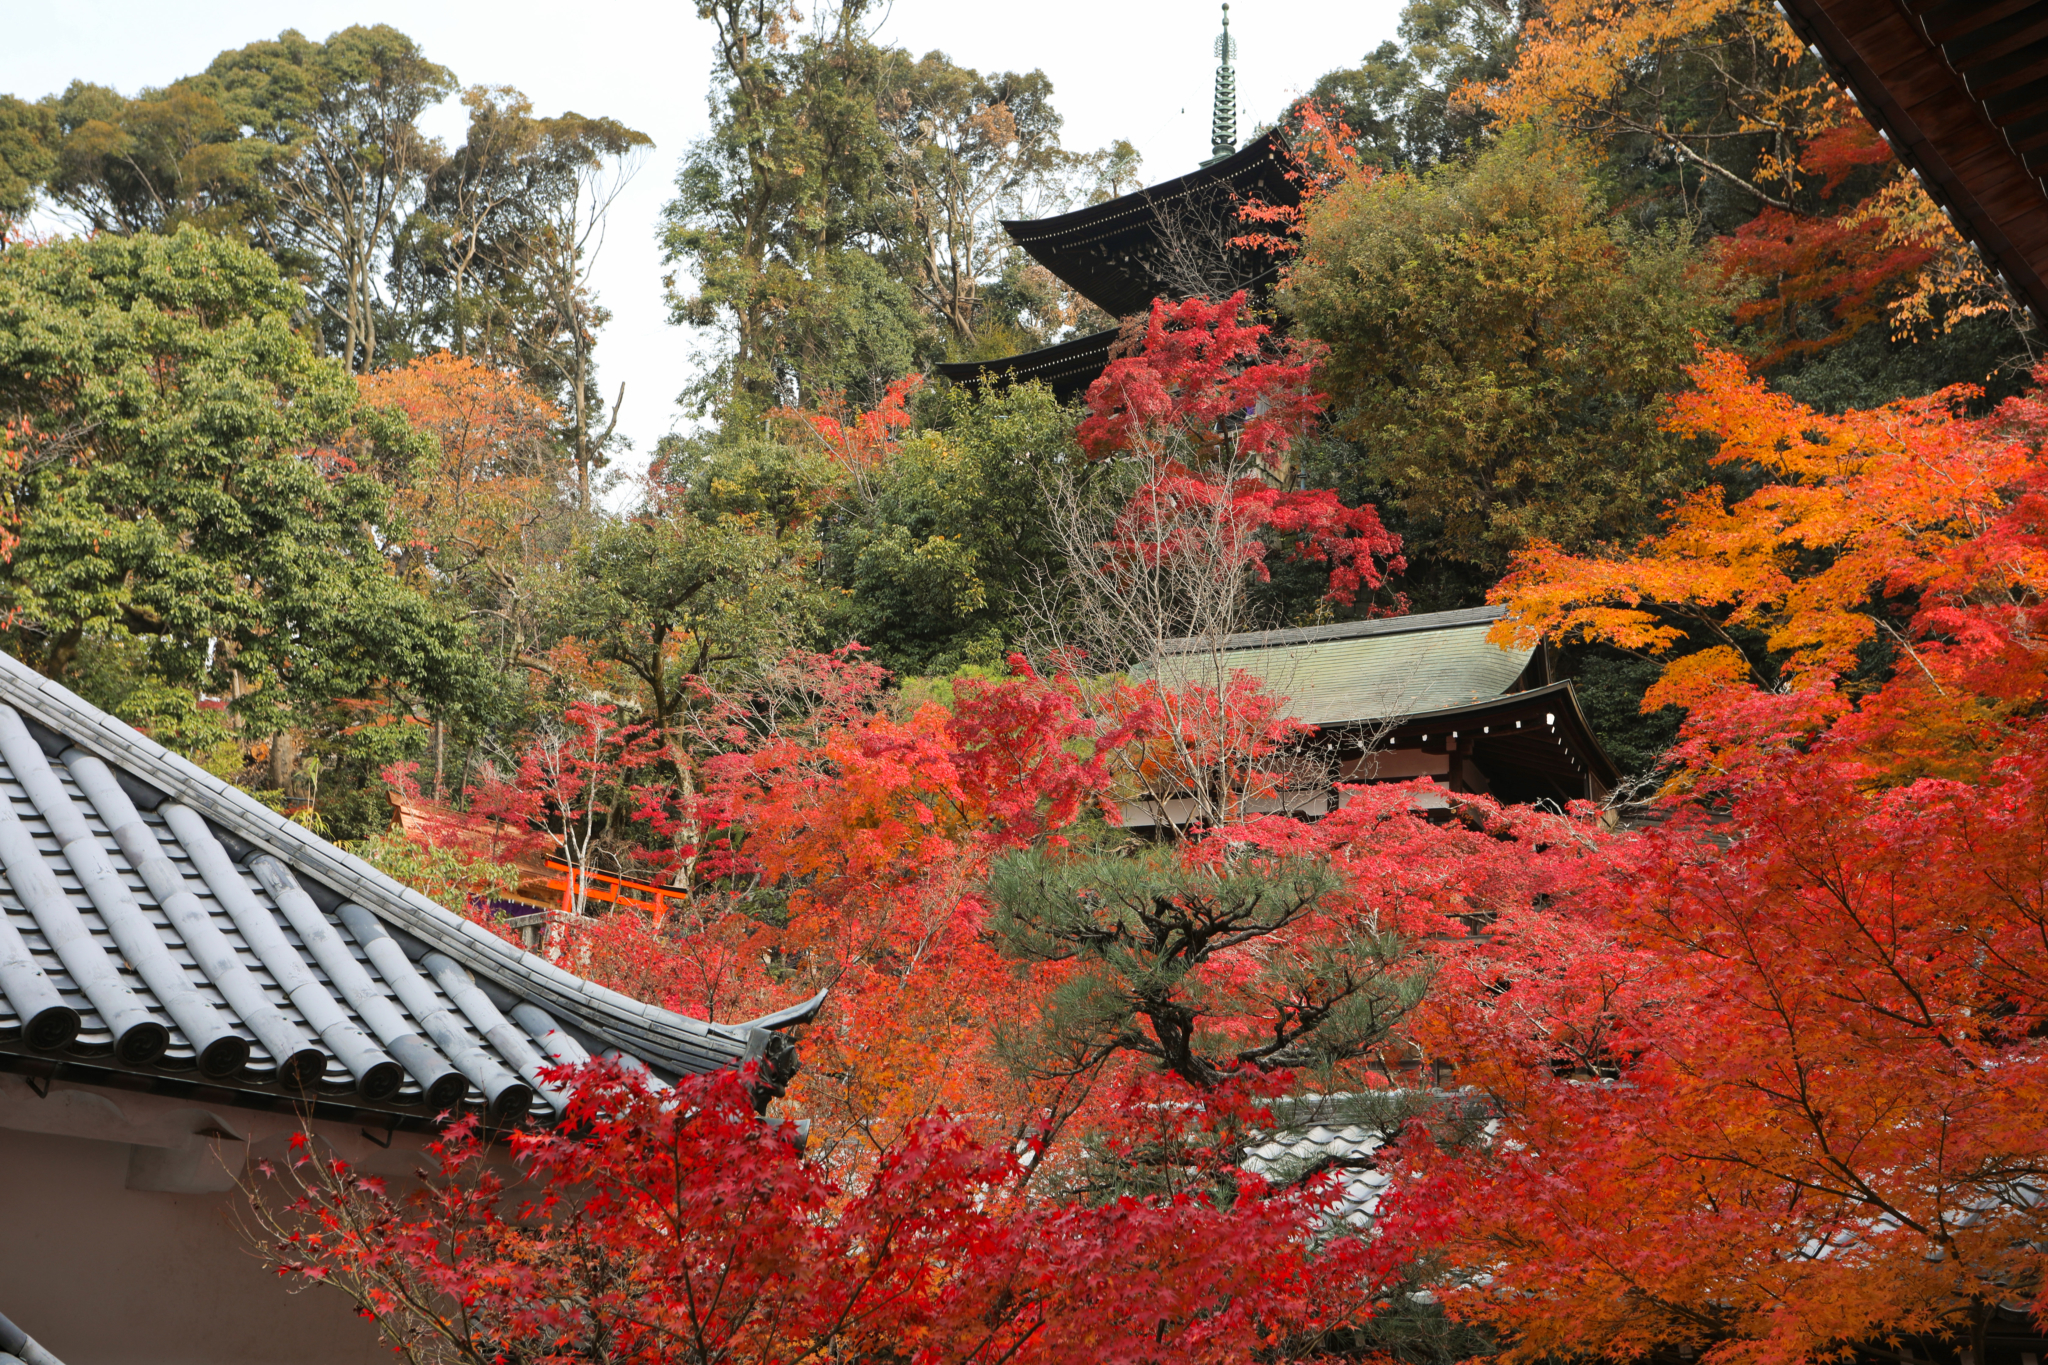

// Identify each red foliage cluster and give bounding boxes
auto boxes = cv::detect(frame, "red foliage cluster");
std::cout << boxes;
[775,373,923,473]
[1410,350,2048,1360]
[1078,293,1325,465]
[305,279,2048,1365]
[1081,292,1403,609]
[1715,122,1940,362]
[264,1060,1387,1365]
[1237,98,1378,263]
[1395,756,2048,1364]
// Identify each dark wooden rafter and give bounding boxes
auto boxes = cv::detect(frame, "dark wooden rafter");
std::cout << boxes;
[1777,0,2048,320]
[1333,681,1622,805]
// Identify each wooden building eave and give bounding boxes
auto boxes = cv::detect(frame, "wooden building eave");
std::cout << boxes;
[1778,0,2048,319]
[1000,130,1300,319]
[1332,679,1624,805]
[932,326,1121,400]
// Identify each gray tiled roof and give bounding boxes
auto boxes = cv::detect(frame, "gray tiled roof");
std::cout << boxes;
[0,652,810,1129]
[1243,1093,1486,1229]
[1245,1122,1392,1227]
[1155,607,1535,727]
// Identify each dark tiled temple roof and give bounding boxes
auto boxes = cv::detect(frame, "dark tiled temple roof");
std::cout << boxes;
[1000,130,1300,319]
[0,652,814,1131]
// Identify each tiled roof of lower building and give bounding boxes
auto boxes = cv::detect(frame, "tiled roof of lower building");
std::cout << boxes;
[0,652,814,1130]
[1155,606,1536,727]
[1243,1092,1496,1230]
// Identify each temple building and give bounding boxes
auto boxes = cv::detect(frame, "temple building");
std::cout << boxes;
[941,15,1623,822]
[935,5,1299,400]
[0,650,818,1365]
[1121,607,1621,834]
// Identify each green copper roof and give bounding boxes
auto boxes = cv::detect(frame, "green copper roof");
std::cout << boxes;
[1156,606,1536,726]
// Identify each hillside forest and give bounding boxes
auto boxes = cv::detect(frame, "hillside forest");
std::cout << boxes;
[6,0,2048,1362]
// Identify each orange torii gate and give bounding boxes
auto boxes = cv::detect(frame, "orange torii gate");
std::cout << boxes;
[544,860,683,927]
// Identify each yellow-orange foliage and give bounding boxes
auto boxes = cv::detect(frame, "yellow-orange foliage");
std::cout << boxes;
[1492,347,2048,785]
[1487,0,1815,181]
[358,352,565,585]
[1485,0,2018,340]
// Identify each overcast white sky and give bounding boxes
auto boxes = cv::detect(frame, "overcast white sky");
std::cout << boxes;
[4,0,1403,475]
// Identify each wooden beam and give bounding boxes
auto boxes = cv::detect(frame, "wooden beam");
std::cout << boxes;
[1784,0,2048,318]
[1950,13,2048,71]
[1991,87,2048,127]
[1926,0,2041,45]
[1969,49,2048,102]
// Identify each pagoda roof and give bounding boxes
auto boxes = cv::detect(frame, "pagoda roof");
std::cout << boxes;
[0,651,817,1133]
[1002,129,1300,317]
[932,327,1120,401]
[1778,0,2048,319]
[936,130,1301,401]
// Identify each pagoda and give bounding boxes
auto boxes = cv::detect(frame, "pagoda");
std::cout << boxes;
[934,4,1299,400]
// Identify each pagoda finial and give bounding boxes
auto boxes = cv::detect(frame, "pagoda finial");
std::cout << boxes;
[1205,3,1238,166]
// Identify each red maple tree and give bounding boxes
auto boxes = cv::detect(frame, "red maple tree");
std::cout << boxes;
[1077,292,1401,611]
[1380,350,2048,1363]
[252,1061,1391,1365]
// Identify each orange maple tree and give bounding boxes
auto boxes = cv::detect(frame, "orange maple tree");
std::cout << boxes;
[1492,347,2048,786]
[1381,348,2048,1362]
[1403,751,2048,1363]
[1484,0,2021,357]
[356,351,567,593]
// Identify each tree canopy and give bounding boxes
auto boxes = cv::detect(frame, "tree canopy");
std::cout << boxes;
[6,9,2048,1365]
[0,227,480,740]
[1285,129,1728,570]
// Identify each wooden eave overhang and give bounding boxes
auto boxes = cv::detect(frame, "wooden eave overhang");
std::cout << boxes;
[1327,680,1624,799]
[1777,0,2048,319]
[932,326,1121,400]
[1001,130,1300,319]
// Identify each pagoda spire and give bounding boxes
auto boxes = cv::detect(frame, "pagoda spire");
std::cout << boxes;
[1204,3,1237,166]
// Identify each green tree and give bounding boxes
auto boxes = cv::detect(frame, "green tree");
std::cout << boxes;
[986,836,1434,1205]
[1285,129,1727,572]
[206,25,456,371]
[510,109,650,508]
[560,442,832,737]
[662,0,913,416]
[824,380,1091,674]
[30,77,267,236]
[879,56,1076,352]
[0,95,55,237]
[389,85,549,363]
[383,86,651,507]
[0,227,480,743]
[1289,0,1528,170]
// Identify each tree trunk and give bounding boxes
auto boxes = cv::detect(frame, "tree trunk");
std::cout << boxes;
[269,729,297,795]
